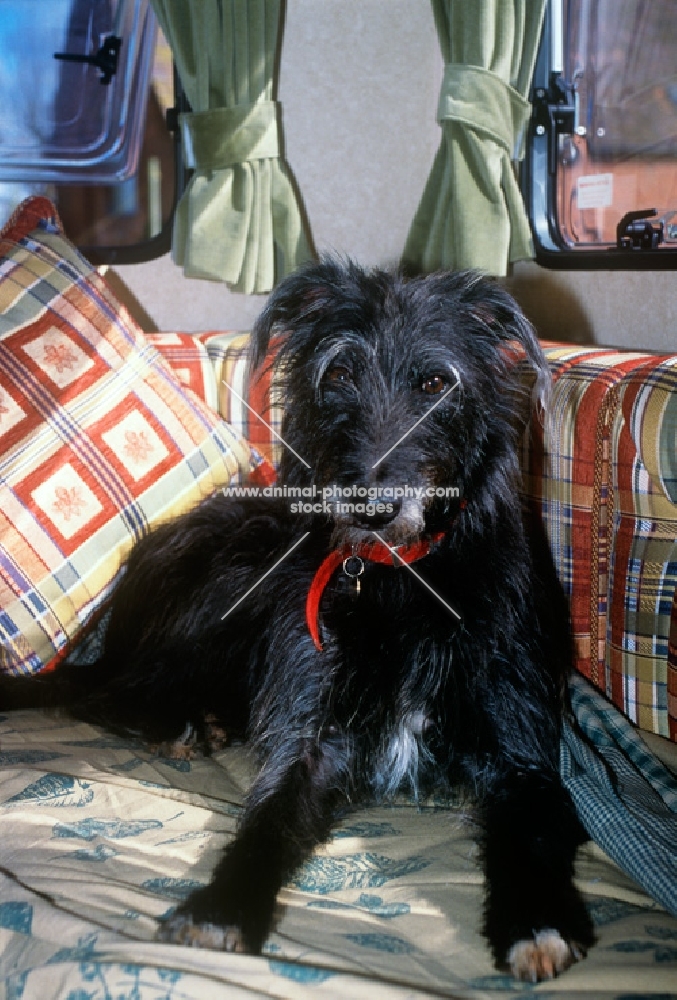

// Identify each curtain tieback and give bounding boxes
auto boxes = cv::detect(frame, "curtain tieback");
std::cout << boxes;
[437,64,531,161]
[180,101,280,171]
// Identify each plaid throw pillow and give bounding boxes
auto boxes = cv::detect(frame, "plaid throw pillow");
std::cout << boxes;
[146,331,278,482]
[0,197,254,676]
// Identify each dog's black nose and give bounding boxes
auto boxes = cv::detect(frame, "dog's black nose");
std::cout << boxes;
[355,500,401,527]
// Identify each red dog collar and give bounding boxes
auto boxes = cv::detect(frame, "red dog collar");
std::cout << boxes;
[306,533,445,651]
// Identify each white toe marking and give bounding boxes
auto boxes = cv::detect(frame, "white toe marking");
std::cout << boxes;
[508,929,577,982]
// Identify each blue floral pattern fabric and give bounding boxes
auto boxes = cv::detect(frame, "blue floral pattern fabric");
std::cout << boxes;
[1,706,677,998]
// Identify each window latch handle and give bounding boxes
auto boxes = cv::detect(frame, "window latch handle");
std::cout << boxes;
[616,209,664,251]
[54,34,122,86]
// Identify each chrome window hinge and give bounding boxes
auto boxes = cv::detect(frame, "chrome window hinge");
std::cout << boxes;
[532,73,577,175]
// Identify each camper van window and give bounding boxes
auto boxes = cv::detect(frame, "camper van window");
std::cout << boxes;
[0,0,178,265]
[523,0,677,268]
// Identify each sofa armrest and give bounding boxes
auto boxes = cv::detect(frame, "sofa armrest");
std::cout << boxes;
[522,343,677,742]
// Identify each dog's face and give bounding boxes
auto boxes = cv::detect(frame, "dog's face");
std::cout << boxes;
[252,260,548,547]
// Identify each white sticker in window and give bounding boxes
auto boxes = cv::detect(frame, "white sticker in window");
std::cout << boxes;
[577,173,614,210]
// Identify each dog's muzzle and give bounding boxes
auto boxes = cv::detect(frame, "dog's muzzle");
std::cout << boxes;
[329,493,427,549]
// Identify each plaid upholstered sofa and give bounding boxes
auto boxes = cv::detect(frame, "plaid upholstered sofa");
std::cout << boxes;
[151,332,677,745]
[1,198,676,997]
[522,344,677,743]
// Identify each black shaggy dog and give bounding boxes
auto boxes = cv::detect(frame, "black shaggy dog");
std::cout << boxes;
[1,260,594,981]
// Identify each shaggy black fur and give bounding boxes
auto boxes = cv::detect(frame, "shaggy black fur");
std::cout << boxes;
[0,260,594,980]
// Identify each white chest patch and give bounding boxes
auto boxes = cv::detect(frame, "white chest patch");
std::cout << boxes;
[372,710,434,800]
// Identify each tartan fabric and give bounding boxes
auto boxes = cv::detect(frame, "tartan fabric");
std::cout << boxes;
[197,331,284,472]
[146,332,275,486]
[145,333,220,411]
[157,331,281,478]
[0,198,254,676]
[671,598,677,745]
[521,343,677,742]
[618,361,677,741]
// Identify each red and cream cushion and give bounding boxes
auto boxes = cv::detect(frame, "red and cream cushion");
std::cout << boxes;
[0,197,255,676]
[145,332,281,474]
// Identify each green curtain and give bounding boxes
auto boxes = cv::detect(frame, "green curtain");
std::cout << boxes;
[151,0,313,292]
[402,0,546,276]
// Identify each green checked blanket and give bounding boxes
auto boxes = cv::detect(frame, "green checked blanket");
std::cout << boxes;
[562,672,677,918]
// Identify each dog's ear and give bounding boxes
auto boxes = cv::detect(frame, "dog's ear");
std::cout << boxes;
[456,272,551,414]
[249,260,342,377]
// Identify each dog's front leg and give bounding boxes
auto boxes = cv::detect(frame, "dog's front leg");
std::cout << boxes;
[159,733,350,953]
[480,769,595,982]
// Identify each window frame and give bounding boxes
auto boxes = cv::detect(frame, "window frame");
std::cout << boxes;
[79,70,188,267]
[522,0,677,270]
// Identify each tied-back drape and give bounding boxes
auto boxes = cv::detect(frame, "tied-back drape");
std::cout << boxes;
[402,0,546,276]
[151,0,313,292]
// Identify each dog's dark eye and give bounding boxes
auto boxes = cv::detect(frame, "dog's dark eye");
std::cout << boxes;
[421,375,447,395]
[324,365,353,385]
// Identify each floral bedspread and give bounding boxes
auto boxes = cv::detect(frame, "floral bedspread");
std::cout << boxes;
[1,709,676,1000]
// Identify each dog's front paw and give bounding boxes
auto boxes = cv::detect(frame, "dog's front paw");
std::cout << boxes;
[507,929,585,982]
[158,912,246,952]
[157,880,271,954]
